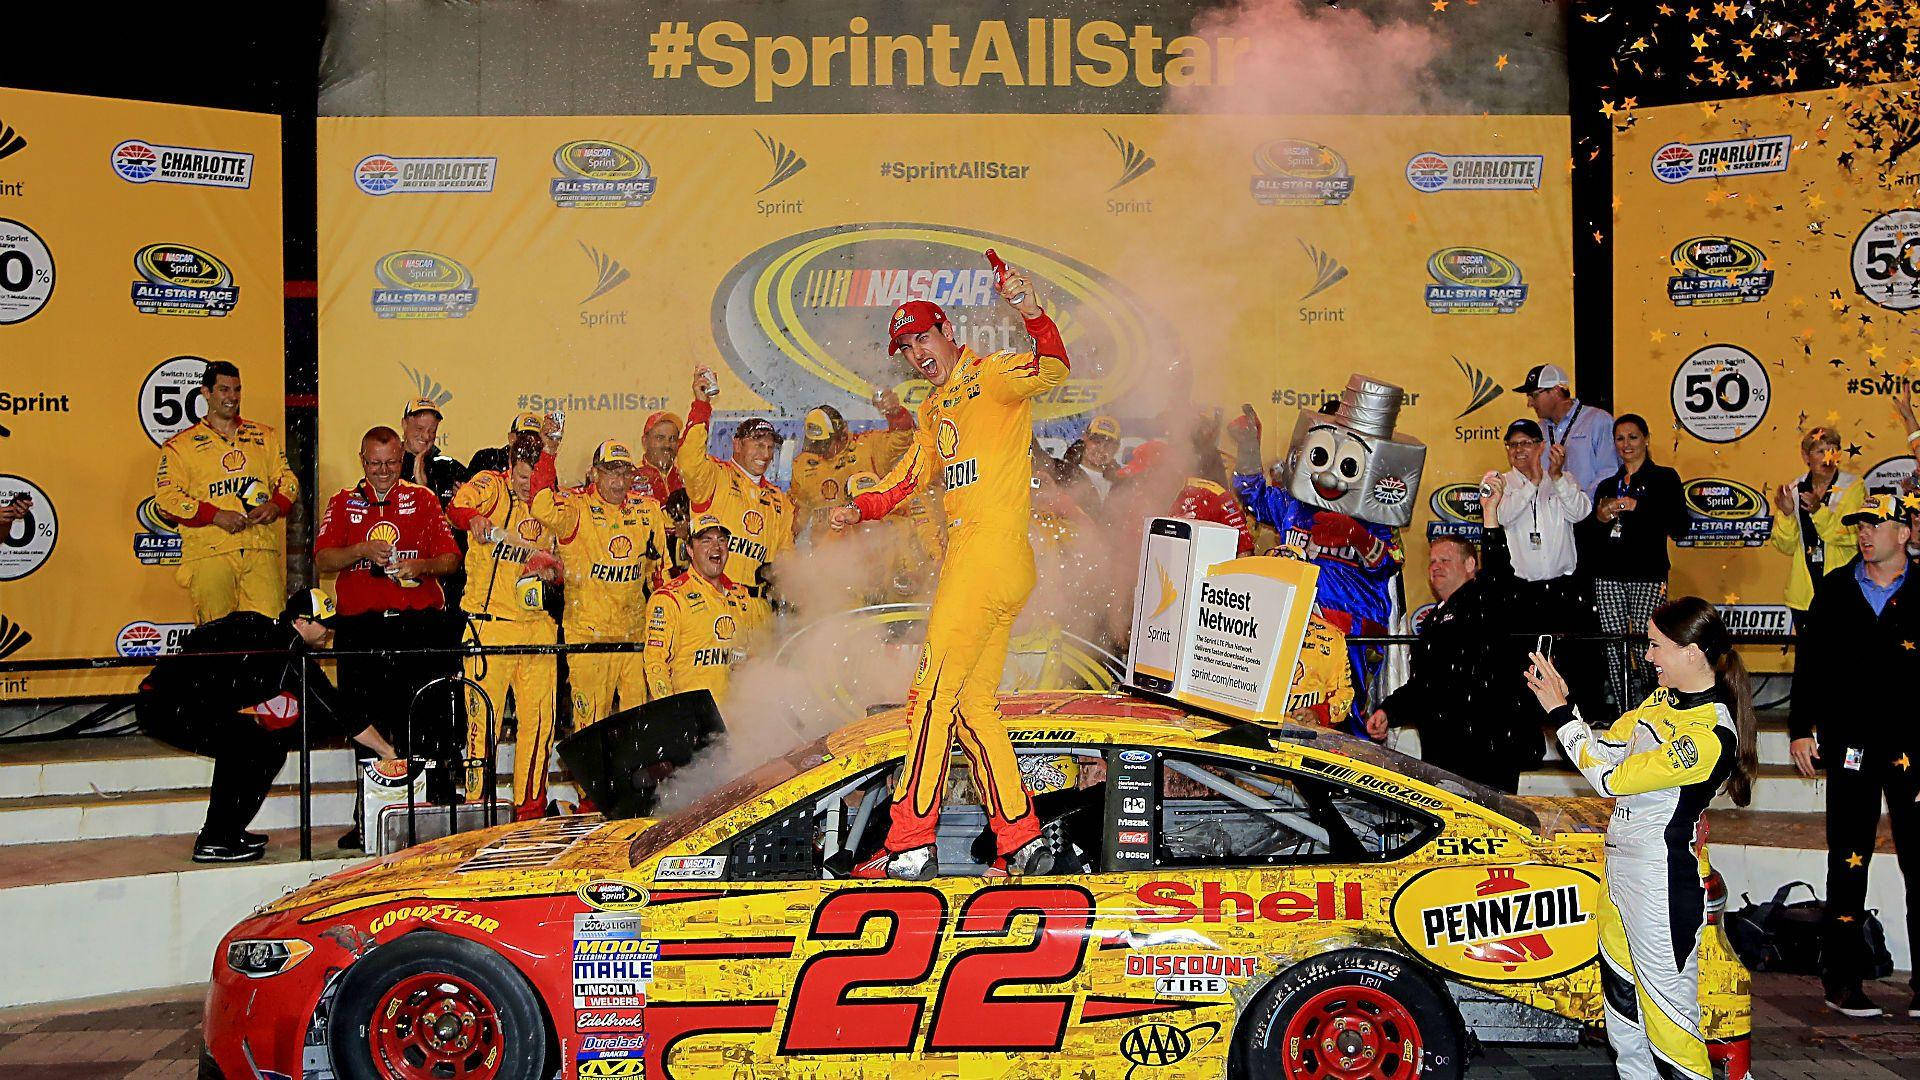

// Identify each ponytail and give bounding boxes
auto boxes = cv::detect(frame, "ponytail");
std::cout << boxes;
[1652,596,1758,807]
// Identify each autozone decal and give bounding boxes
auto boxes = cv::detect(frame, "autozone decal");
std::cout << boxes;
[1422,882,1589,947]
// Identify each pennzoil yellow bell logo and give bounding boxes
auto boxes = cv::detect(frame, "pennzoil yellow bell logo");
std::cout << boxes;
[515,575,544,612]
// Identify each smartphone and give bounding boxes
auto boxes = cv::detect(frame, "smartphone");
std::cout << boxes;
[1535,634,1553,660]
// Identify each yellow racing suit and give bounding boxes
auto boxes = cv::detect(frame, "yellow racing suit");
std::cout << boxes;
[850,310,1069,856]
[642,570,764,704]
[676,401,794,616]
[1554,686,1737,1080]
[791,413,915,540]
[153,419,298,622]
[1282,610,1355,726]
[448,470,560,817]
[533,482,670,729]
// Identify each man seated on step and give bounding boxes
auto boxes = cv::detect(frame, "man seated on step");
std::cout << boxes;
[134,588,399,863]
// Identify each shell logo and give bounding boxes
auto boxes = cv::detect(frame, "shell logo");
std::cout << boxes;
[713,615,737,641]
[516,518,542,542]
[1389,864,1600,983]
[609,535,634,559]
[742,510,765,536]
[366,521,401,546]
[936,418,960,460]
[220,450,245,473]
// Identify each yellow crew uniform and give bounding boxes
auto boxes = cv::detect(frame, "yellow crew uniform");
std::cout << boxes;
[533,483,670,728]
[153,419,298,622]
[675,402,794,612]
[642,569,764,704]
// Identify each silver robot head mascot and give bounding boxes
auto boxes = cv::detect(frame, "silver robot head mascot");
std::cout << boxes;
[1284,375,1427,528]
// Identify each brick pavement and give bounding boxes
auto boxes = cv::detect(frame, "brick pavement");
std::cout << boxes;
[1,973,1915,1078]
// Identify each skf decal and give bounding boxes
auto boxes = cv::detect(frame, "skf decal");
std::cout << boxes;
[1390,864,1600,982]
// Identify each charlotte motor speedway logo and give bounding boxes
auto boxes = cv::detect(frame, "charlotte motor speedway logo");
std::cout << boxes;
[708,223,1169,423]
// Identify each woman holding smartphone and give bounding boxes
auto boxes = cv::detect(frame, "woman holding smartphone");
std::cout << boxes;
[1525,597,1756,1080]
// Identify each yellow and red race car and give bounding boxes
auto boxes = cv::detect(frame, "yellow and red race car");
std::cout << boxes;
[204,691,1751,1080]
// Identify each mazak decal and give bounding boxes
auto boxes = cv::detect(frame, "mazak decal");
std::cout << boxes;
[1677,477,1772,548]
[1390,864,1600,982]
[1425,247,1527,315]
[131,243,237,317]
[1668,236,1773,306]
[1650,135,1791,184]
[1405,152,1542,192]
[1250,140,1354,206]
[371,250,476,319]
[1135,880,1364,924]
[112,140,252,189]
[353,154,495,195]
[710,222,1169,423]
[550,140,656,208]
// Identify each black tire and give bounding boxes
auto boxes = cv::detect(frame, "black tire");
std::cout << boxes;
[1235,948,1465,1080]
[328,931,550,1080]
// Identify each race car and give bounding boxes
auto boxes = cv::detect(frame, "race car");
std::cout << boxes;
[203,690,1751,1080]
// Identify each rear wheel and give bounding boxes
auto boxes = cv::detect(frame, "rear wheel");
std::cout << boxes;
[329,931,550,1080]
[1237,949,1464,1080]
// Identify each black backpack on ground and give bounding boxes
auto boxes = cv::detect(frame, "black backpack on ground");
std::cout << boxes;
[1726,880,1893,978]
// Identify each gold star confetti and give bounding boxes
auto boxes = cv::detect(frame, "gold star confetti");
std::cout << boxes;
[1807,192,1825,209]
[1691,32,1710,52]
[1868,343,1888,360]
[1495,53,1509,70]
[1431,0,1447,9]
[1899,754,1912,771]
[1847,852,1866,868]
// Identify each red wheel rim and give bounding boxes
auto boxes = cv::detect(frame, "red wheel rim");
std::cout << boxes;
[368,971,507,1080]
[1279,984,1425,1080]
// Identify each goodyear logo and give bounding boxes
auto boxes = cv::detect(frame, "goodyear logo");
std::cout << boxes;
[710,222,1164,422]
[551,140,656,208]
[1250,140,1354,206]
[1668,236,1773,306]
[1425,247,1527,315]
[1390,864,1600,983]
[131,243,238,317]
[1678,477,1771,548]
[132,497,181,566]
[372,250,476,319]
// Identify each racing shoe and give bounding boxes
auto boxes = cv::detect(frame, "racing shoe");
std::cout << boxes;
[1826,988,1883,1018]
[239,831,269,849]
[852,846,938,880]
[1005,836,1056,877]
[193,837,265,864]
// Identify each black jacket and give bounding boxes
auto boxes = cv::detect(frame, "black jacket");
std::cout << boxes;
[404,447,470,508]
[1790,556,1920,753]
[1380,528,1544,783]
[1577,462,1688,581]
[138,612,355,739]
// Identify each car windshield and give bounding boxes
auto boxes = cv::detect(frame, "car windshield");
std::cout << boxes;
[1286,725,1541,832]
[625,738,828,866]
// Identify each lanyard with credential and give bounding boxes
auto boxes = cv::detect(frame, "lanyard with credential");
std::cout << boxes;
[1547,401,1582,448]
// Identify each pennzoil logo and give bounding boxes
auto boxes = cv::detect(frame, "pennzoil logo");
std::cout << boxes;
[1668,236,1773,306]
[710,222,1165,422]
[1678,477,1772,549]
[550,140,655,208]
[372,250,477,319]
[1390,864,1599,982]
[1250,140,1354,206]
[131,243,237,317]
[1424,247,1526,315]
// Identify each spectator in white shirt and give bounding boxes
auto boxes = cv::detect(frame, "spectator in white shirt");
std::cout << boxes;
[1515,364,1619,499]
[1497,418,1593,581]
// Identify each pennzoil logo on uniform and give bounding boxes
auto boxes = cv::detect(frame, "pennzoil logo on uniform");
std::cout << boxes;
[131,243,238,317]
[372,250,476,319]
[551,140,656,208]
[1250,140,1354,206]
[1390,864,1600,982]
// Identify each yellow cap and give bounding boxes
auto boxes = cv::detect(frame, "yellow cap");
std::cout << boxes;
[594,439,636,466]
[402,396,443,419]
[847,471,882,498]
[509,410,543,434]
[804,405,846,443]
[690,514,731,538]
[1087,415,1121,441]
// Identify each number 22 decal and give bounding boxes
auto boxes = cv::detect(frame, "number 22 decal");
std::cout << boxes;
[778,883,1095,1055]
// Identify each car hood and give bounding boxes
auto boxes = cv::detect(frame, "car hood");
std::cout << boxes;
[258,814,657,925]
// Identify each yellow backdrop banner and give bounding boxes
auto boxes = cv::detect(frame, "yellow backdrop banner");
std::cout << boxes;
[1613,84,1918,662]
[317,113,1570,613]
[0,88,284,701]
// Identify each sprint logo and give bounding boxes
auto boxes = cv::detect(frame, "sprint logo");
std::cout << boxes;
[579,242,631,304]
[1298,240,1348,301]
[399,363,453,411]
[755,131,807,193]
[1105,130,1156,191]
[1453,357,1504,418]
[0,616,30,660]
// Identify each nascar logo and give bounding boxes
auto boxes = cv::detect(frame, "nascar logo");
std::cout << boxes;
[805,267,1001,309]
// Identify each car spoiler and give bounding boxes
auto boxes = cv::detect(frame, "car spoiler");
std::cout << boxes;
[1116,682,1321,749]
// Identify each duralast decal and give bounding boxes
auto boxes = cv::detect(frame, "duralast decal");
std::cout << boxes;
[1390,864,1600,983]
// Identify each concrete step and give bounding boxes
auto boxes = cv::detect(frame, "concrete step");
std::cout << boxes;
[0,737,361,799]
[1520,763,1819,812]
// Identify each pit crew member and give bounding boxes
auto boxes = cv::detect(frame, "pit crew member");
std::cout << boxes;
[643,515,764,704]
[678,374,794,620]
[790,394,915,541]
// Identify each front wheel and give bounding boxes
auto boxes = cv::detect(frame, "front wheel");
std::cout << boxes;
[329,931,550,1080]
[1237,948,1465,1080]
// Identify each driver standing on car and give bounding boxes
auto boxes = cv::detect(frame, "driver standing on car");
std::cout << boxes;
[828,251,1066,881]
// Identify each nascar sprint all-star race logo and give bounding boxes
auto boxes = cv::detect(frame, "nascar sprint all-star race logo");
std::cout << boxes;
[550,140,656,208]
[130,243,237,317]
[1424,247,1527,315]
[710,223,1165,423]
[371,250,477,319]
[1250,139,1355,206]
[1668,236,1774,306]
[1677,477,1772,548]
